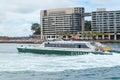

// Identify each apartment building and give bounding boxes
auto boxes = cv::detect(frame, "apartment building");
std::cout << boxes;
[40,7,84,39]
[92,8,120,40]
[92,8,120,33]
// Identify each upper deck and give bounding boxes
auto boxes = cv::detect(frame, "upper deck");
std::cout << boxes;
[44,40,92,49]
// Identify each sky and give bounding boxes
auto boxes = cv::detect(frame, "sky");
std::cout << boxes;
[0,0,120,37]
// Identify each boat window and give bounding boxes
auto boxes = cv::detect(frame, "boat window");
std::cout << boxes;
[44,43,89,48]
[90,42,96,46]
[90,42,102,47]
[78,45,81,48]
[78,44,89,48]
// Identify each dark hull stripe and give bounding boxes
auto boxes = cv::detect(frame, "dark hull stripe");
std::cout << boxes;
[17,48,112,55]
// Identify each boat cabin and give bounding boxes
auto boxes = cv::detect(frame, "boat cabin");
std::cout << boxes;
[44,42,89,48]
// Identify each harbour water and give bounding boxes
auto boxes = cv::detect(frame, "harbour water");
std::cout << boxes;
[0,43,120,80]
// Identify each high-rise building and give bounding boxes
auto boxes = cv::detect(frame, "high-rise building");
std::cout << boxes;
[92,8,120,33]
[40,7,84,39]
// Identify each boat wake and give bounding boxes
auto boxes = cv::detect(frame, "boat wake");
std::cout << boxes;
[0,52,120,72]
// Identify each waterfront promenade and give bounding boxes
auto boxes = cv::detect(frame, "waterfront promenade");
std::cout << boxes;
[0,39,42,44]
[0,36,42,43]
[0,39,120,43]
[0,40,35,43]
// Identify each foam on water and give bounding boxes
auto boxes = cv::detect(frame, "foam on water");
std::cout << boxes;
[0,51,120,72]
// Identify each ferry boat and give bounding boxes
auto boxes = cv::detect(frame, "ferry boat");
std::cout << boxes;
[17,38,112,55]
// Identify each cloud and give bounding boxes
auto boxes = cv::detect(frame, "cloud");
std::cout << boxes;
[0,0,120,37]
[1,0,76,14]
[90,0,109,3]
[90,0,120,5]
[0,0,76,37]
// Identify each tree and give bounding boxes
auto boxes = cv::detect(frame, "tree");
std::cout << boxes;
[85,21,91,31]
[82,31,88,40]
[31,23,41,35]
[63,31,70,36]
[56,31,70,38]
[82,31,102,40]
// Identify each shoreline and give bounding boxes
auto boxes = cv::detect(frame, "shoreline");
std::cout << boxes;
[0,40,42,44]
[96,40,120,43]
[0,40,120,44]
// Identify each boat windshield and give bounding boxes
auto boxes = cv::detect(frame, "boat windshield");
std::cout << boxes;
[90,42,103,47]
[44,38,63,42]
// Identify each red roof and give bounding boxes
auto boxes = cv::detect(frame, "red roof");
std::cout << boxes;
[71,36,80,39]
